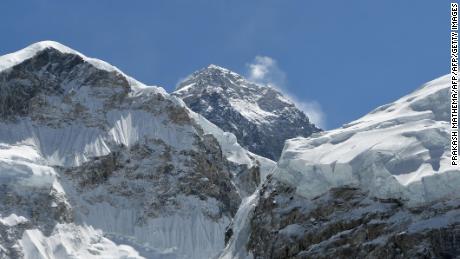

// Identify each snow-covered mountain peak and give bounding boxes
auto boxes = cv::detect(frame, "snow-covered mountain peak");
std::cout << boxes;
[0,41,81,68]
[175,64,245,93]
[1,41,104,72]
[173,65,320,160]
[0,41,151,93]
[0,40,171,124]
[0,41,275,258]
[207,64,234,72]
[175,64,300,112]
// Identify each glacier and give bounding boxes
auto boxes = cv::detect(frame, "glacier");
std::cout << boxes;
[273,75,457,205]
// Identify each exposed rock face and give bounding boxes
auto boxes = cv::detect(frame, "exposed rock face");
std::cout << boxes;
[0,185,73,258]
[173,65,320,160]
[0,41,274,259]
[62,134,241,219]
[246,178,460,259]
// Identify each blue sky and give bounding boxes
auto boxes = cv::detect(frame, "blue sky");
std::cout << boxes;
[0,0,450,129]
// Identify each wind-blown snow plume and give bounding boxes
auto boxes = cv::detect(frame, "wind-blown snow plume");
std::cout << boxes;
[247,56,287,88]
[246,56,326,128]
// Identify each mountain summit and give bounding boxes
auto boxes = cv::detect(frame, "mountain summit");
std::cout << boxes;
[0,41,274,259]
[173,64,320,160]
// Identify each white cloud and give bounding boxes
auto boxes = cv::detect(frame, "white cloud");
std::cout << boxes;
[247,56,286,88]
[245,56,326,128]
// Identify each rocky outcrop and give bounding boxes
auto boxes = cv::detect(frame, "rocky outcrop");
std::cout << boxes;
[247,178,460,259]
[0,184,73,258]
[63,133,241,219]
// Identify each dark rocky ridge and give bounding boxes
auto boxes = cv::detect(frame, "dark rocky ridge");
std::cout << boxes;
[173,65,320,160]
[244,177,460,259]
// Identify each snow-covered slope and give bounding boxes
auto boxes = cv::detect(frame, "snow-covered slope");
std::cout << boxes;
[221,74,460,258]
[0,41,274,259]
[274,74,456,205]
[173,65,320,160]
